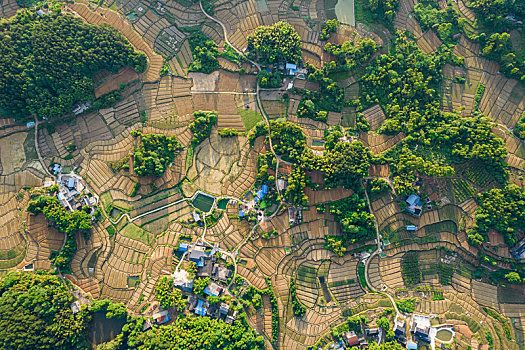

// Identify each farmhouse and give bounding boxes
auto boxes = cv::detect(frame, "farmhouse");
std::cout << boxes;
[406,194,423,216]
[152,310,171,325]
[342,331,359,347]
[411,314,431,343]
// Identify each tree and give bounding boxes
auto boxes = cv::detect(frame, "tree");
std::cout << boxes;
[192,277,210,296]
[154,276,187,311]
[189,111,218,146]
[247,22,301,64]
[376,316,390,329]
[27,195,94,271]
[323,141,372,188]
[252,293,262,309]
[328,194,376,243]
[319,19,340,41]
[218,128,239,137]
[368,0,400,23]
[468,185,525,246]
[505,272,521,284]
[98,314,265,349]
[325,237,347,256]
[289,277,306,317]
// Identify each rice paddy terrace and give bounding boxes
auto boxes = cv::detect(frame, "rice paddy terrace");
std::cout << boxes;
[1,0,525,349]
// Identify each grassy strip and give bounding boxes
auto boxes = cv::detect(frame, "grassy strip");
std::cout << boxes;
[357,262,369,290]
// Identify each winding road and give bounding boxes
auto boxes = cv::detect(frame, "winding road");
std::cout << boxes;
[362,178,401,339]
[199,0,283,200]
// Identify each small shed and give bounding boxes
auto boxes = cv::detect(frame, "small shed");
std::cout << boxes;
[407,341,418,350]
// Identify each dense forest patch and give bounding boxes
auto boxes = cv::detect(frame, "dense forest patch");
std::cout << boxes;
[0,272,89,350]
[0,10,147,121]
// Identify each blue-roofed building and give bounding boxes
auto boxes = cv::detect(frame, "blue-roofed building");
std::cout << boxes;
[67,178,75,189]
[286,63,297,75]
[407,341,418,350]
[53,164,61,175]
[406,194,422,207]
[195,300,207,316]
[406,225,418,232]
[256,185,269,202]
[406,194,423,215]
[178,243,188,252]
[239,210,245,217]
[26,121,35,128]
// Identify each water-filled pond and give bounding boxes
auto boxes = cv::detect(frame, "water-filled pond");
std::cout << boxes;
[436,329,453,342]
[192,193,215,212]
[335,0,355,26]
[89,311,126,346]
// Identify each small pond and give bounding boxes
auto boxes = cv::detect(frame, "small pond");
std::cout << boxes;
[192,193,215,212]
[109,207,122,219]
[89,311,127,346]
[435,329,453,342]
[217,198,230,210]
[311,139,325,147]
[335,0,355,26]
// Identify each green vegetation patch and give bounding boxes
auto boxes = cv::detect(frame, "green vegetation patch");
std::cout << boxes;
[131,131,183,177]
[289,277,306,317]
[120,223,153,245]
[0,272,89,349]
[0,10,146,121]
[396,299,415,313]
[468,185,525,246]
[188,32,219,74]
[28,195,94,271]
[189,110,218,146]
[247,21,301,64]
[401,252,421,287]
[238,108,263,131]
[437,263,454,285]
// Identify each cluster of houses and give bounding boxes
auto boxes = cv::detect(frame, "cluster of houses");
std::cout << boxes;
[329,314,434,349]
[392,315,432,349]
[341,328,380,349]
[167,243,237,324]
[46,165,98,213]
[239,185,269,221]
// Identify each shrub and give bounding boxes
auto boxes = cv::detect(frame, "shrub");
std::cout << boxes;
[290,277,306,317]
[218,128,239,137]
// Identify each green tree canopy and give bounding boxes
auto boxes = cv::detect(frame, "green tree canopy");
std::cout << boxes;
[154,276,187,311]
[189,110,218,147]
[0,272,89,350]
[98,314,265,350]
[131,131,183,177]
[247,22,301,64]
[468,185,525,246]
[0,10,146,121]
